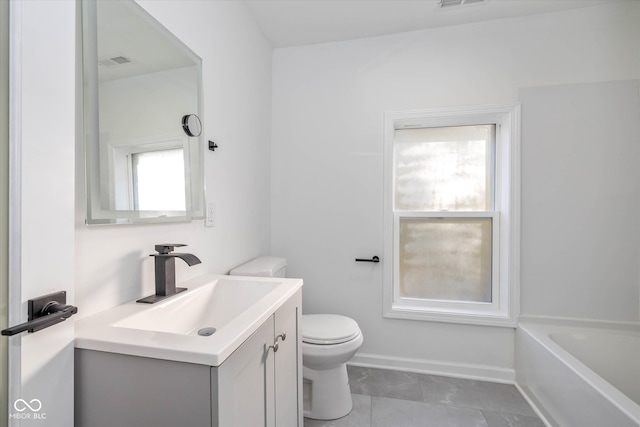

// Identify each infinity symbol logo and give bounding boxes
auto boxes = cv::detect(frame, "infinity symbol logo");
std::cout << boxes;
[14,399,42,412]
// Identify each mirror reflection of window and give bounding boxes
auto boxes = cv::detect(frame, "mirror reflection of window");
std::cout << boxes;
[131,148,186,211]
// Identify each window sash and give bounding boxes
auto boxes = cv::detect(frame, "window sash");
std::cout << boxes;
[393,211,500,313]
[393,125,496,212]
[131,148,186,211]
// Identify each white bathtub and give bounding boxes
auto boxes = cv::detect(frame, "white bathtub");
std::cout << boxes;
[516,320,640,427]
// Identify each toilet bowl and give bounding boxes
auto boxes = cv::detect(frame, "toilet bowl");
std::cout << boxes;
[302,314,363,420]
[229,257,364,420]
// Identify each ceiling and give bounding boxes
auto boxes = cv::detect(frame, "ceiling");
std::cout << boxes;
[96,0,197,82]
[242,0,623,48]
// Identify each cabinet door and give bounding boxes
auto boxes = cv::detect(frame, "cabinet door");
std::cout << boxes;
[275,290,303,427]
[215,316,275,427]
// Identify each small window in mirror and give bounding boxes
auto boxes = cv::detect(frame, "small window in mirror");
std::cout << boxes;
[131,148,186,211]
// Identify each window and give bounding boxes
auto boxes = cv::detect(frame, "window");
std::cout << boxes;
[106,135,188,213]
[383,104,520,327]
[131,148,186,211]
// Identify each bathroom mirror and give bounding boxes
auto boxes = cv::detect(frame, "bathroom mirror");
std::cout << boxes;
[81,0,204,224]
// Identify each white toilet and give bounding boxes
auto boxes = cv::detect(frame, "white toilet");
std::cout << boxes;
[230,257,364,420]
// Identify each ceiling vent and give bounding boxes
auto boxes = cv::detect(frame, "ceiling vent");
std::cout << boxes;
[98,56,132,68]
[439,0,485,8]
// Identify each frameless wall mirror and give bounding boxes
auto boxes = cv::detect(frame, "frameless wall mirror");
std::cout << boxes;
[81,0,204,224]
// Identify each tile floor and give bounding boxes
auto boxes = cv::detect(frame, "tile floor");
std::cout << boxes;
[304,366,546,427]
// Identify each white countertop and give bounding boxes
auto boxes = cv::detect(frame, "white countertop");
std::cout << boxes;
[75,274,303,367]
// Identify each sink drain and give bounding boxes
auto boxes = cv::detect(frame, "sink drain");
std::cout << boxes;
[198,327,217,336]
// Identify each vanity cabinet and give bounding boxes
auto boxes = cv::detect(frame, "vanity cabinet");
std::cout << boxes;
[75,290,302,427]
[214,291,302,426]
[274,294,302,426]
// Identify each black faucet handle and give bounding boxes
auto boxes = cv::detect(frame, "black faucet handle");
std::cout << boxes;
[154,243,187,254]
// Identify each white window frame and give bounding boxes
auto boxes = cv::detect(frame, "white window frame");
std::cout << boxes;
[383,104,520,327]
[105,134,188,211]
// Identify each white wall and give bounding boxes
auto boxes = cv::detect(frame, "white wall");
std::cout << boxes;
[76,1,273,317]
[99,66,198,142]
[520,80,640,322]
[271,2,640,376]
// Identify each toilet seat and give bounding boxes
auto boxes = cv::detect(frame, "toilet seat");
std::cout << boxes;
[302,314,360,345]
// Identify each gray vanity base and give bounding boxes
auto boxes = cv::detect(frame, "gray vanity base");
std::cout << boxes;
[75,289,302,427]
[75,349,213,427]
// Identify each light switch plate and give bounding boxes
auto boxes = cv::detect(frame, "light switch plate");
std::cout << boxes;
[205,202,215,227]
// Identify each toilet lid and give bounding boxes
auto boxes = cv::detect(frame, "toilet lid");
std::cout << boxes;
[302,314,361,345]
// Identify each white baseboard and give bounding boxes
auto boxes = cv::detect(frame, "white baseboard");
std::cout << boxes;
[348,352,515,384]
[514,383,555,427]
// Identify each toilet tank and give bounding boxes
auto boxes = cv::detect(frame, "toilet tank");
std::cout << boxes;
[229,256,287,278]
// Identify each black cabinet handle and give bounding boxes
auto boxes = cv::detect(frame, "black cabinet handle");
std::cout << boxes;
[1,291,77,336]
[355,256,380,263]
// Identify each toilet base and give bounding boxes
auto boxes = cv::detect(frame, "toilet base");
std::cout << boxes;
[303,364,352,420]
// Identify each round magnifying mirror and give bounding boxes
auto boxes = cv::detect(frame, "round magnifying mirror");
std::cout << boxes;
[181,114,202,137]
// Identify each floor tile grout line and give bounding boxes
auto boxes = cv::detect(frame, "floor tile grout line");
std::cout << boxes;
[479,409,489,427]
[369,394,373,427]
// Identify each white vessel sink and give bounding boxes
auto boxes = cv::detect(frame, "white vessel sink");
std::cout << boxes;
[75,274,303,366]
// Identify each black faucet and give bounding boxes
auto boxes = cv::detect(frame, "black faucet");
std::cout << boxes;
[137,244,202,304]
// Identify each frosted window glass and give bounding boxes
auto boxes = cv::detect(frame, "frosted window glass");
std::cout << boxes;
[394,125,494,211]
[132,148,186,211]
[399,218,492,302]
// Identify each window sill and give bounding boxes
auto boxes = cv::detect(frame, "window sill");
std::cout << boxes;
[384,304,517,328]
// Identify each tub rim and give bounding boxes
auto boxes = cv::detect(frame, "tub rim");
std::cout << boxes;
[517,319,640,425]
